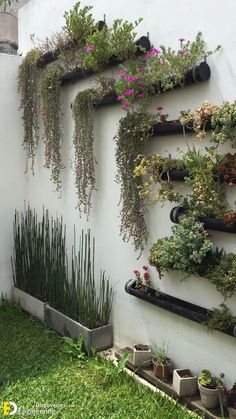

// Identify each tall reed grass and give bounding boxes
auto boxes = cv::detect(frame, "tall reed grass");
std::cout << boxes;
[12,206,113,329]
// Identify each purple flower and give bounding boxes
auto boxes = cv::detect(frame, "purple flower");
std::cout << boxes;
[145,48,160,58]
[85,44,94,53]
[125,76,139,82]
[118,71,126,78]
[179,50,187,57]
[121,102,129,109]
[117,96,123,102]
[133,270,140,276]
[124,89,134,96]
[139,207,145,213]
[138,82,145,88]
[136,92,144,98]
[179,37,186,43]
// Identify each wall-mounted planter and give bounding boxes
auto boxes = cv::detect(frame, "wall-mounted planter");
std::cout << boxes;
[92,61,211,109]
[173,369,198,397]
[125,280,236,338]
[160,168,188,182]
[45,306,113,352]
[13,287,47,322]
[170,206,236,234]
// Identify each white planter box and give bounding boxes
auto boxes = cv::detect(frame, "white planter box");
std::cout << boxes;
[45,306,113,352]
[13,287,47,322]
[173,369,198,397]
[129,346,152,367]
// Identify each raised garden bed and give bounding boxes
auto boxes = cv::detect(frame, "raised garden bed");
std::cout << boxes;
[170,206,236,234]
[13,287,47,322]
[116,347,228,419]
[45,305,113,352]
[125,279,236,338]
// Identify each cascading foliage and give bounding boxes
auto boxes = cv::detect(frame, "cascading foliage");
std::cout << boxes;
[40,65,64,194]
[18,49,41,175]
[12,206,113,328]
[115,110,155,252]
[72,89,97,217]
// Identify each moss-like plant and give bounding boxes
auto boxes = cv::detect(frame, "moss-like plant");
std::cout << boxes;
[18,48,41,175]
[72,88,97,217]
[40,65,64,193]
[115,110,155,252]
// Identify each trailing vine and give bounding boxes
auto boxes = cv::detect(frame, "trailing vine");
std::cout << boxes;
[40,65,64,194]
[115,110,155,253]
[18,48,41,175]
[72,88,97,217]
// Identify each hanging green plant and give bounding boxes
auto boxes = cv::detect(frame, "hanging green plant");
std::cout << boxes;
[40,65,64,194]
[115,110,155,252]
[72,88,97,217]
[18,48,41,175]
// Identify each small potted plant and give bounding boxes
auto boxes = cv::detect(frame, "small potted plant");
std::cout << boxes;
[173,369,198,397]
[129,343,152,367]
[226,383,236,418]
[152,342,172,381]
[133,266,151,292]
[198,369,225,409]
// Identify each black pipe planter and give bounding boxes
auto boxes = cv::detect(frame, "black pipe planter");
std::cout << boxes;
[125,279,236,338]
[160,169,188,181]
[90,61,211,109]
[170,206,236,234]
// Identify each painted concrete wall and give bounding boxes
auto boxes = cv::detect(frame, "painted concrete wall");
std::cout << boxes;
[10,0,236,386]
[0,53,25,297]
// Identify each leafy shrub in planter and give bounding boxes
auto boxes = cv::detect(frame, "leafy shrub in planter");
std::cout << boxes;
[205,253,236,299]
[205,303,236,333]
[149,216,213,279]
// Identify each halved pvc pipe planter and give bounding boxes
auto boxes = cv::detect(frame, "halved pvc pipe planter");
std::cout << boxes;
[93,61,211,108]
[170,206,236,234]
[125,280,236,338]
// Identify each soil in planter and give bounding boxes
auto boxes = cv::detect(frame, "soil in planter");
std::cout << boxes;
[134,343,149,351]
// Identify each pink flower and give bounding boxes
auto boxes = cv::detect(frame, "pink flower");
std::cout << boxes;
[145,48,160,58]
[179,37,186,43]
[136,93,144,98]
[124,89,134,96]
[139,207,145,213]
[121,102,129,109]
[125,76,139,82]
[85,44,94,53]
[133,270,140,276]
[138,82,145,88]
[143,265,148,270]
[144,272,150,281]
[157,106,164,111]
[179,50,187,57]
[117,96,123,102]
[118,71,126,78]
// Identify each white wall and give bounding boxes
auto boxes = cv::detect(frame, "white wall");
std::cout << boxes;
[6,0,236,386]
[0,53,25,297]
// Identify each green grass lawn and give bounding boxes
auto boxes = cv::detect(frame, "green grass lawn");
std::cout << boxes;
[0,302,201,418]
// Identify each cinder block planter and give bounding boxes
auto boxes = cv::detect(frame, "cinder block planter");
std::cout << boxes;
[129,345,152,367]
[45,306,113,352]
[13,287,47,322]
[173,369,198,397]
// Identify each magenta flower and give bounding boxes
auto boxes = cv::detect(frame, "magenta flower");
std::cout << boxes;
[145,48,161,58]
[179,50,187,57]
[124,89,134,96]
[117,96,123,102]
[143,265,148,270]
[144,272,150,281]
[85,44,94,52]
[133,270,140,276]
[118,71,126,78]
[179,37,186,43]
[121,102,129,109]
[125,76,139,82]
[136,92,144,98]
[138,82,145,88]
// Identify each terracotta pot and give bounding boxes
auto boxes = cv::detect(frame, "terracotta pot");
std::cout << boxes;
[198,382,219,409]
[152,359,172,380]
[228,407,236,419]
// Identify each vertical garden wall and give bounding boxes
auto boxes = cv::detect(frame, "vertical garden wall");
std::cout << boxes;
[2,0,234,387]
